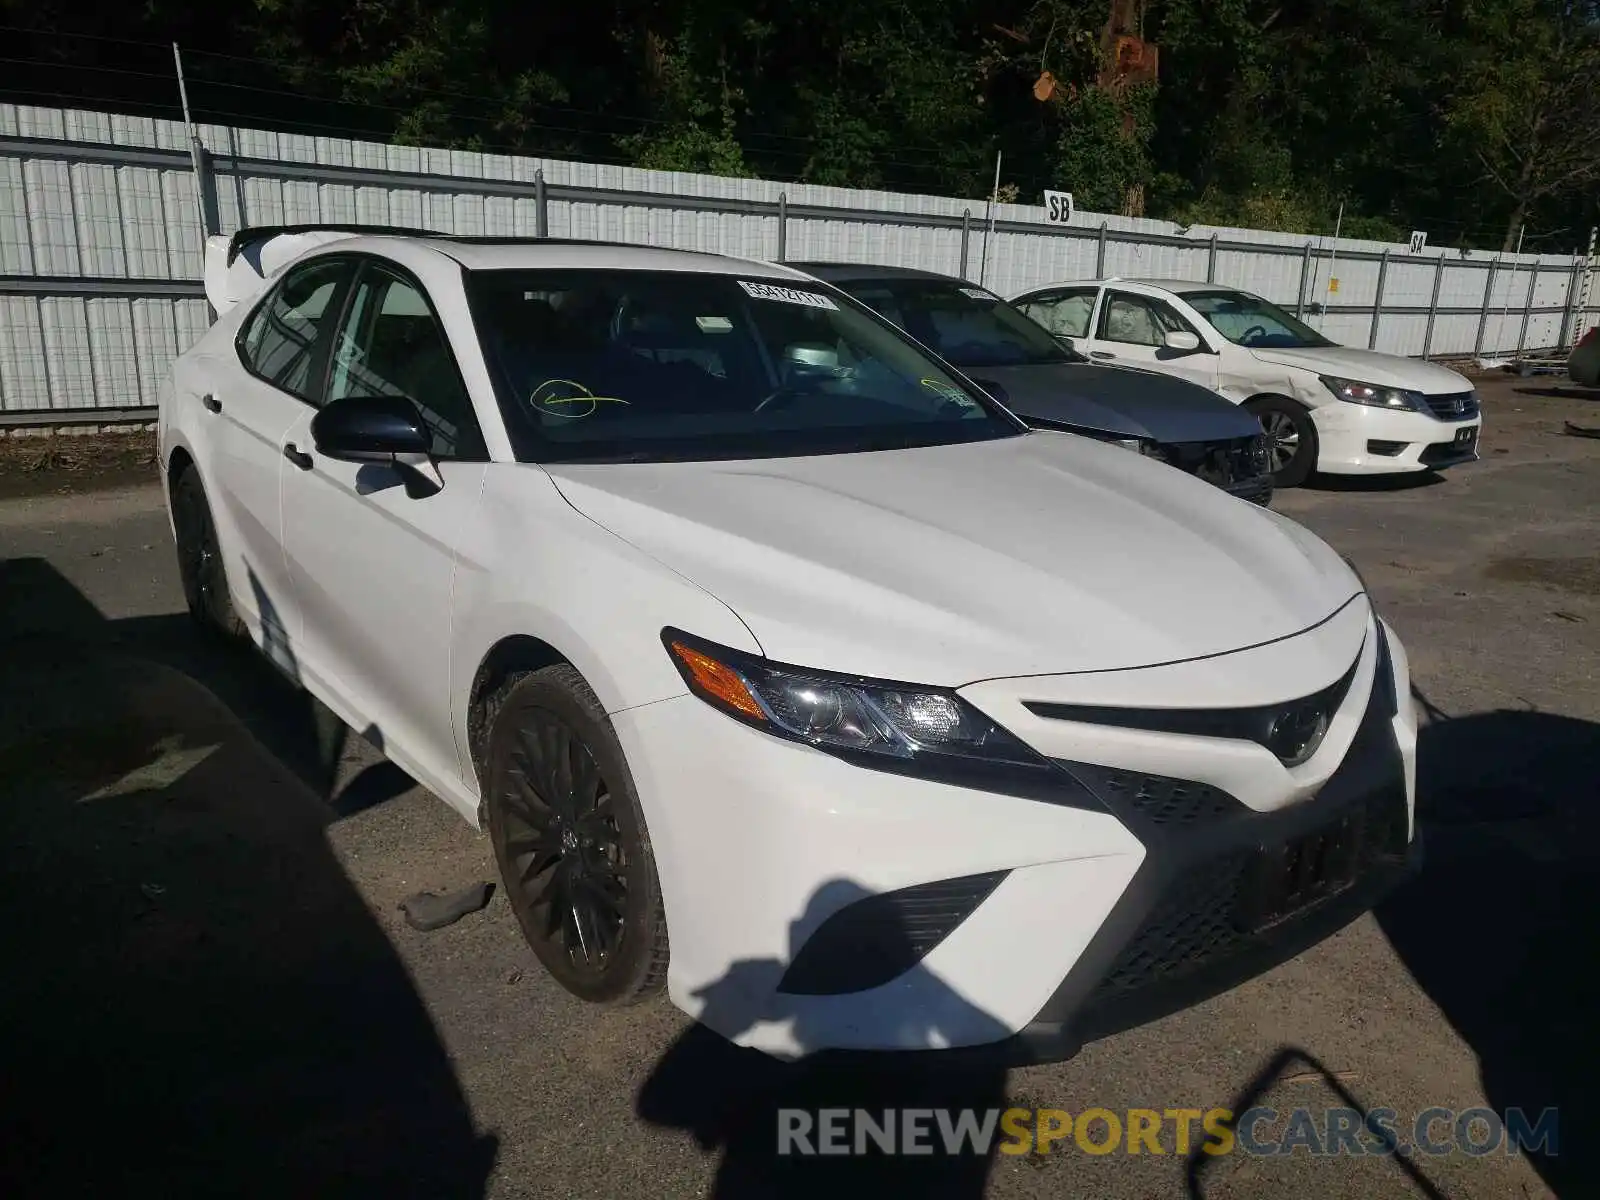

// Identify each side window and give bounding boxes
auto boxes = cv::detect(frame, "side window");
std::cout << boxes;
[1017,288,1097,339]
[238,260,348,402]
[841,285,909,331]
[328,264,487,461]
[1098,291,1199,346]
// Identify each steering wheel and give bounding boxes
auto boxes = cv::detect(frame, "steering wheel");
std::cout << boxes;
[1240,324,1268,345]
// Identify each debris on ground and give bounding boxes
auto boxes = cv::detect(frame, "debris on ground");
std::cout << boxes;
[399,882,494,931]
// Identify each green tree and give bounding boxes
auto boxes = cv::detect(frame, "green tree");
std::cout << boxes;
[1444,0,1600,249]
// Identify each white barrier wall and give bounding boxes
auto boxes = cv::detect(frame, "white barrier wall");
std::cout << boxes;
[1,102,1594,416]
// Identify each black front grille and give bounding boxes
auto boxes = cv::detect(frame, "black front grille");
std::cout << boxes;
[1086,787,1408,1003]
[777,871,1009,995]
[1067,762,1242,829]
[1158,434,1269,488]
[1422,391,1479,420]
[1226,475,1274,506]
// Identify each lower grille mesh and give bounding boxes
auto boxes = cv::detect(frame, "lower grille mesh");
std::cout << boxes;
[1087,788,1408,1003]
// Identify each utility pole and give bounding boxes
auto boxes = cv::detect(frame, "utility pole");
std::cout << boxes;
[979,151,1002,286]
[172,44,214,238]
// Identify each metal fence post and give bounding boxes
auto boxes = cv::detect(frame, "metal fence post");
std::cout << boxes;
[1368,251,1389,350]
[1558,257,1582,349]
[534,169,548,238]
[1422,253,1446,359]
[959,209,971,278]
[1207,233,1217,283]
[1474,258,1498,357]
[1096,222,1108,277]
[1295,242,1313,317]
[1515,261,1539,358]
[776,192,787,261]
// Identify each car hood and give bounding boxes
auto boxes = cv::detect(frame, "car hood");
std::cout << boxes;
[545,431,1359,686]
[1249,345,1471,392]
[974,363,1260,442]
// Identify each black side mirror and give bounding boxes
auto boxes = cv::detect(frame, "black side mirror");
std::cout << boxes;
[311,395,430,463]
[311,395,440,498]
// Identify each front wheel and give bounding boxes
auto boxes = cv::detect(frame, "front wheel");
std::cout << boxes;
[1249,396,1319,488]
[484,664,668,1005]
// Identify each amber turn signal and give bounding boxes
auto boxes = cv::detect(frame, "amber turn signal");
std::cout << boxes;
[667,640,767,721]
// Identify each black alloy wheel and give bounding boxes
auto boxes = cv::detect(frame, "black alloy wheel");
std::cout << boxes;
[485,664,667,1004]
[171,467,244,636]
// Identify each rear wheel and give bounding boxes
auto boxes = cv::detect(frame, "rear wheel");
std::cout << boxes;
[1249,396,1318,488]
[484,664,668,1005]
[171,467,244,637]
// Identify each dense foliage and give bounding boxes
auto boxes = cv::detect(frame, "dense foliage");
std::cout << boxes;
[5,0,1597,250]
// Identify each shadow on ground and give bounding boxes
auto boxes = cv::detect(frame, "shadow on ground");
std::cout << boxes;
[0,557,495,1197]
[1305,471,1446,494]
[1511,384,1600,401]
[1375,691,1598,1198]
[636,879,1014,1197]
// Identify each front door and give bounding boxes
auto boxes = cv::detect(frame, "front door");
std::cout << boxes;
[1085,289,1221,392]
[278,258,489,791]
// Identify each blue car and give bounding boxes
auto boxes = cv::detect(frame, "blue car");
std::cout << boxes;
[793,263,1273,504]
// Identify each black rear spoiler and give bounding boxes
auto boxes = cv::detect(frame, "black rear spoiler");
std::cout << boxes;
[225,223,450,265]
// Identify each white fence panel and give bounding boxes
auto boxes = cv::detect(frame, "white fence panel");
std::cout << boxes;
[0,101,1593,416]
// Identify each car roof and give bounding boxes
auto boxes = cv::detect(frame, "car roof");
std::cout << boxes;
[425,238,808,279]
[227,224,810,281]
[787,261,972,286]
[1014,277,1236,296]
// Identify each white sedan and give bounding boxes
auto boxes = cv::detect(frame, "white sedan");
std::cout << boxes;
[1011,278,1482,486]
[161,228,1420,1061]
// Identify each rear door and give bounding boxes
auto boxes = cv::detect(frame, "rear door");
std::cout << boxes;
[1012,286,1101,352]
[278,257,489,790]
[208,256,353,667]
[1084,288,1221,391]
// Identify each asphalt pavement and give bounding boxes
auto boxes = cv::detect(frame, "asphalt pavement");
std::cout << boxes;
[1,374,1596,1199]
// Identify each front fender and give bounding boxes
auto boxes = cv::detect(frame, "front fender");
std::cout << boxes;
[448,465,763,788]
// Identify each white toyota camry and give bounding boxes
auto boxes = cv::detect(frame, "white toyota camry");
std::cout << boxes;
[161,227,1420,1062]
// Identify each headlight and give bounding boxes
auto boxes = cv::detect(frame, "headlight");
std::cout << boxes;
[1320,376,1424,411]
[1248,433,1271,472]
[1111,437,1167,459]
[662,630,1071,798]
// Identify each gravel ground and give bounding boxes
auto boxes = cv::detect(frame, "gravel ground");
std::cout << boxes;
[0,374,1595,1199]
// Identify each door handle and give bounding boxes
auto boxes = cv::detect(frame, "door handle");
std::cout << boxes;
[282,443,314,471]
[1090,351,1115,360]
[200,393,221,413]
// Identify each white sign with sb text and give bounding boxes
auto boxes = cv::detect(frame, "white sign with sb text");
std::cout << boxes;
[1044,191,1075,225]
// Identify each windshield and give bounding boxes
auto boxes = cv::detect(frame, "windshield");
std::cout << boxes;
[466,270,1024,463]
[1184,290,1334,349]
[835,279,1083,368]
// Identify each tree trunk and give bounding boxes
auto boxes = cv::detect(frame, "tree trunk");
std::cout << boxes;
[1501,154,1538,252]
[1501,201,1528,254]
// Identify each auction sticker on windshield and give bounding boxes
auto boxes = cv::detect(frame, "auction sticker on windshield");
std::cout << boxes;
[738,281,839,310]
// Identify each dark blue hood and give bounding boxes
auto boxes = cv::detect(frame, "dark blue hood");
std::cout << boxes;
[970,362,1261,444]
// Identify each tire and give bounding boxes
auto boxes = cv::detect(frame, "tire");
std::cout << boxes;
[171,466,245,637]
[484,664,668,1005]
[1249,395,1319,488]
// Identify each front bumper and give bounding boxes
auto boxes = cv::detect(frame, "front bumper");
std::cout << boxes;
[615,613,1416,1061]
[1311,401,1481,475]
[1155,435,1274,505]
